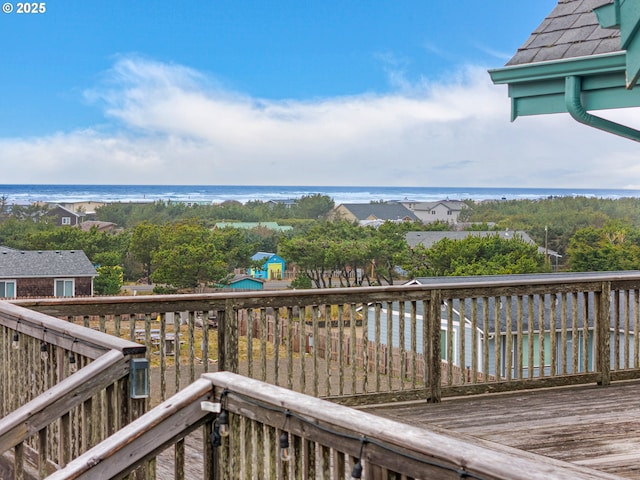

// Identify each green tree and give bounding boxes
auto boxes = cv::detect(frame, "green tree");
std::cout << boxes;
[404,234,548,277]
[150,222,230,290]
[130,222,162,283]
[94,265,124,295]
[567,221,640,271]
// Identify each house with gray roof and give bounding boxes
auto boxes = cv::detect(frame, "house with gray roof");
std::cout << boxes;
[330,203,420,224]
[401,200,467,224]
[0,247,97,298]
[405,230,562,266]
[489,0,640,141]
[371,272,634,379]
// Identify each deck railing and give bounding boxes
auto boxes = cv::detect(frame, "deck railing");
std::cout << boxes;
[0,301,147,479]
[46,371,623,480]
[12,272,640,408]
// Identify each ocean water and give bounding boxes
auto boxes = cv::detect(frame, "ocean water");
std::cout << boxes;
[1,184,640,205]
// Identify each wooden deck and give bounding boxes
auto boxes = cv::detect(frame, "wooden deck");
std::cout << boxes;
[364,380,640,479]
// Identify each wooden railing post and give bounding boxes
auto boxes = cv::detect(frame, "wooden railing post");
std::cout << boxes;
[218,299,238,373]
[427,290,442,403]
[597,282,611,386]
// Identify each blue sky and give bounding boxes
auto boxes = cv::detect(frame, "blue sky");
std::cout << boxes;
[2,1,640,188]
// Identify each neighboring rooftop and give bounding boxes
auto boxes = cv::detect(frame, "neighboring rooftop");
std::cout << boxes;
[405,231,561,258]
[0,248,97,278]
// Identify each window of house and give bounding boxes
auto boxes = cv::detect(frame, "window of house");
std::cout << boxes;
[55,279,74,297]
[431,210,436,215]
[62,217,71,225]
[447,210,452,215]
[0,281,16,298]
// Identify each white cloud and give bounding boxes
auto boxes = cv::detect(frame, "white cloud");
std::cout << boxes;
[1,56,640,187]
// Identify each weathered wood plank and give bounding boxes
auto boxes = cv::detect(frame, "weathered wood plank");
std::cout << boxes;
[368,380,640,479]
[208,372,621,480]
[45,378,214,480]
[0,350,127,453]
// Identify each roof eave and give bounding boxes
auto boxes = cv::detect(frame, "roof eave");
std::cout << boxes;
[488,51,626,85]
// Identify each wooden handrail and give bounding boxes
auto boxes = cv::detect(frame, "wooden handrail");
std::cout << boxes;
[209,372,622,480]
[0,301,144,358]
[45,378,215,480]
[47,372,624,480]
[0,350,128,453]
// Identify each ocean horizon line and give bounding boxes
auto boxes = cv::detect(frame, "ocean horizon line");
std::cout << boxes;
[2,184,640,206]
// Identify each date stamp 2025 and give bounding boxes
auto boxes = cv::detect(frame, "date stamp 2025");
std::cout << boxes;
[2,2,46,14]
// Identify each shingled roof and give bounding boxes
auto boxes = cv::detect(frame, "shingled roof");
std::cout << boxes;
[0,248,97,278]
[489,0,640,140]
[506,0,618,66]
[335,203,420,222]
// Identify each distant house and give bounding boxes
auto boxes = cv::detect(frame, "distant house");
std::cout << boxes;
[47,205,84,227]
[214,222,293,232]
[405,230,562,266]
[218,275,265,291]
[330,203,420,224]
[267,199,297,209]
[401,200,466,224]
[78,221,119,233]
[249,252,285,280]
[57,201,106,220]
[0,247,97,298]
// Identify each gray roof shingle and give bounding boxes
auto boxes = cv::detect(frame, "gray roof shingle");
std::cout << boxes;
[0,248,97,278]
[506,0,618,66]
[339,204,419,222]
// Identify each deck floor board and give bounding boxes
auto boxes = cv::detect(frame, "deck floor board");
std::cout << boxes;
[365,380,640,479]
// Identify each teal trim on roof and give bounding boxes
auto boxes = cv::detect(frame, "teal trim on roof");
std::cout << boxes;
[489,0,640,127]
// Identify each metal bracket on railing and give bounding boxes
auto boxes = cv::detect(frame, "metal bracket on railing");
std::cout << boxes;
[201,402,222,413]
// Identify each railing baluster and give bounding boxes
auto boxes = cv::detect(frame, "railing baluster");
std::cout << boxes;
[561,293,568,375]
[273,308,280,387]
[493,296,501,380]
[299,307,306,395]
[325,305,332,397]
[247,308,254,380]
[374,303,381,394]
[159,313,166,402]
[516,296,523,380]
[174,438,184,480]
[410,300,418,389]
[635,289,640,369]
[482,297,489,382]
[174,311,181,396]
[287,306,294,391]
[398,300,406,390]
[527,295,534,379]
[312,306,320,397]
[260,308,267,383]
[505,296,513,382]
[624,290,631,369]
[572,292,579,374]
[14,441,24,480]
[550,294,557,377]
[459,298,466,384]
[188,311,195,383]
[470,298,478,384]
[338,304,345,396]
[350,303,357,395]
[446,298,453,386]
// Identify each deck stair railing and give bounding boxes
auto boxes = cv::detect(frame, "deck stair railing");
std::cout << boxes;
[46,371,624,480]
[13,271,640,407]
[0,301,147,479]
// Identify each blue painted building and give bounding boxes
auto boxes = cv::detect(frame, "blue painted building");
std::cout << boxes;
[249,252,285,280]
